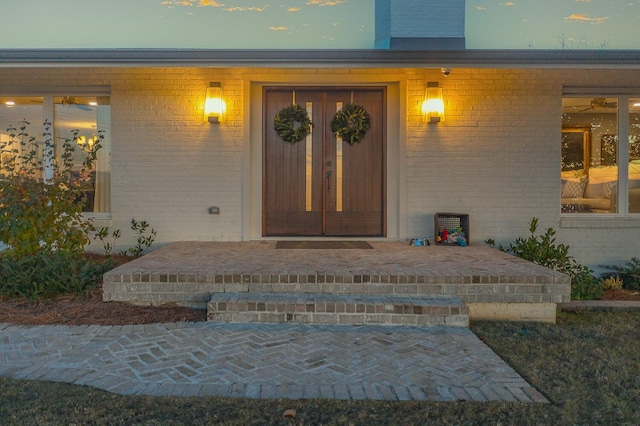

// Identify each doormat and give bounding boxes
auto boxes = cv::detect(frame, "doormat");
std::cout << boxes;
[276,241,374,250]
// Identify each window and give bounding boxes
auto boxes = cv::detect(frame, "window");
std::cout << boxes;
[0,95,111,216]
[561,95,640,215]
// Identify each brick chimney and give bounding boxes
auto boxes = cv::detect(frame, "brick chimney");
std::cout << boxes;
[375,0,466,50]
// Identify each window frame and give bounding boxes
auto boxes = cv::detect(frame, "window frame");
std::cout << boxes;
[561,90,636,219]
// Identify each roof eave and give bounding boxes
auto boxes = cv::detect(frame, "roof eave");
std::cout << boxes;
[1,49,640,69]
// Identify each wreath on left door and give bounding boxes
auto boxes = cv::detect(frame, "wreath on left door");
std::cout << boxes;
[274,104,313,144]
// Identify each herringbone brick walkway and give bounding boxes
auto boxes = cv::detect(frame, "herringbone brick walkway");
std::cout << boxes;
[0,322,547,402]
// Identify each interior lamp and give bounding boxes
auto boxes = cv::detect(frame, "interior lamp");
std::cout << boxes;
[204,82,226,124]
[422,82,445,124]
[76,136,95,149]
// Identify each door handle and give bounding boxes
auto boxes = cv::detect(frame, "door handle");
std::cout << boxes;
[326,171,332,193]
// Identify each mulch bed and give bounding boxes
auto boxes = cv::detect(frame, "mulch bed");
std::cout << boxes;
[602,289,640,301]
[0,286,206,326]
[1,288,637,326]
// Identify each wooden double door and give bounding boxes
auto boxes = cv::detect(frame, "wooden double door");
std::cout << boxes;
[263,87,386,236]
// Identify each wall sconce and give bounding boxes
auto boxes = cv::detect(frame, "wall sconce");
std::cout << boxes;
[204,82,226,124]
[422,82,445,124]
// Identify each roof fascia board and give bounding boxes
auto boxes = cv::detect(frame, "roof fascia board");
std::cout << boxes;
[0,49,639,69]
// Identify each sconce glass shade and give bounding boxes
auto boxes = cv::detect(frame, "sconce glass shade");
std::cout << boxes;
[422,82,444,124]
[204,83,226,123]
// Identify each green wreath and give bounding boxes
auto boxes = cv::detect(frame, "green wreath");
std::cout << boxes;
[330,103,371,145]
[274,104,313,144]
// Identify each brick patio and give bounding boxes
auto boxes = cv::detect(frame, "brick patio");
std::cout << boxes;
[103,241,571,323]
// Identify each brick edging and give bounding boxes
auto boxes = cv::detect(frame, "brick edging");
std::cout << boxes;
[559,301,640,312]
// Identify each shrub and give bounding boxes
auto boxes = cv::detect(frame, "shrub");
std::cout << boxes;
[94,227,121,257]
[601,276,624,291]
[0,252,116,301]
[600,257,640,291]
[489,218,602,300]
[0,120,102,257]
[123,219,157,258]
[568,263,603,300]
[94,219,156,259]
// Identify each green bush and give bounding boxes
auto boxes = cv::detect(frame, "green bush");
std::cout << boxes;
[600,257,640,290]
[0,120,101,257]
[488,218,602,300]
[0,252,116,301]
[123,219,157,258]
[568,263,603,300]
[94,218,156,258]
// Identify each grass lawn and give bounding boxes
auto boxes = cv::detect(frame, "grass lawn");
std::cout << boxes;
[1,311,639,425]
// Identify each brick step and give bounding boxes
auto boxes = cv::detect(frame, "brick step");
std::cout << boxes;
[207,293,469,327]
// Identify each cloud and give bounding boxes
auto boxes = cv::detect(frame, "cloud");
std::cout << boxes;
[223,6,267,12]
[162,0,196,6]
[475,5,486,10]
[270,26,288,31]
[564,13,610,24]
[161,0,224,7]
[164,1,267,11]
[288,7,301,12]
[306,0,348,5]
[504,2,515,5]
[575,0,590,2]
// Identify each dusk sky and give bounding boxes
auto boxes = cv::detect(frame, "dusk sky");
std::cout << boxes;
[0,0,638,50]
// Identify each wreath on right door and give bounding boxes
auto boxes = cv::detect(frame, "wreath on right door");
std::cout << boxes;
[330,103,371,145]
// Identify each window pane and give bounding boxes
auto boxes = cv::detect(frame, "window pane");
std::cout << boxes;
[629,98,640,213]
[54,96,111,213]
[562,97,618,214]
[0,97,44,180]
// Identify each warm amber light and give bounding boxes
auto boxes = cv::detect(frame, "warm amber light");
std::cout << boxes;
[422,82,444,124]
[204,83,226,123]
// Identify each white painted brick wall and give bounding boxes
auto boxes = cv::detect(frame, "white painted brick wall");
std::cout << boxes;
[405,68,640,272]
[406,69,560,240]
[110,68,244,247]
[1,65,640,272]
[0,67,244,250]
